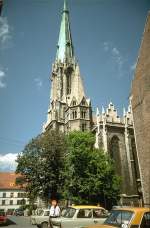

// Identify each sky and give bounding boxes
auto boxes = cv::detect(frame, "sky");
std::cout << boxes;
[0,0,150,171]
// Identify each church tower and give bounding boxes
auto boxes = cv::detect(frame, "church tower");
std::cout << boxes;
[43,0,92,132]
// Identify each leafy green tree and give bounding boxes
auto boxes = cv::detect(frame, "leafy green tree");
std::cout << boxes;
[63,131,121,208]
[16,130,66,202]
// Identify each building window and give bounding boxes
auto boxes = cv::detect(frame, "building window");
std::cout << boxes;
[3,193,6,198]
[81,123,86,132]
[66,74,71,95]
[17,199,26,205]
[81,111,86,119]
[18,192,26,198]
[17,200,21,205]
[10,200,13,205]
[20,199,26,205]
[23,193,26,198]
[109,136,122,176]
[72,111,77,119]
[2,200,5,205]
[18,193,21,198]
[73,101,76,106]
[10,192,14,198]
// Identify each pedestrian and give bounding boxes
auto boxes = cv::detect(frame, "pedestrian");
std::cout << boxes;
[49,199,60,217]
[49,199,61,228]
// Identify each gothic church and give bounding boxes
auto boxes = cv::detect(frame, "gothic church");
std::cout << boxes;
[43,0,141,205]
[43,1,92,133]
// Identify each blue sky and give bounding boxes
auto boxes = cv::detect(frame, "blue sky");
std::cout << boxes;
[0,0,150,169]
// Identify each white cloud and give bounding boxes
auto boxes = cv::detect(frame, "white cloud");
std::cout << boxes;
[0,17,11,44]
[34,77,43,88]
[112,47,119,55]
[0,69,6,88]
[112,47,123,69]
[103,41,124,75]
[0,153,18,171]
[103,42,109,51]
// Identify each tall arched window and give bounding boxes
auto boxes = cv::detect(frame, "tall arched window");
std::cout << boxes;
[66,68,72,95]
[109,136,122,176]
[66,74,71,94]
[72,110,77,119]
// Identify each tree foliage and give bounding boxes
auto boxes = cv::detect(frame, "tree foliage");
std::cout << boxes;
[16,130,121,208]
[16,130,66,202]
[63,131,121,208]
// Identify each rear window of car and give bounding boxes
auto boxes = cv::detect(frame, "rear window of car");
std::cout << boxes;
[62,208,76,218]
[93,209,108,218]
[104,210,133,227]
[77,209,92,218]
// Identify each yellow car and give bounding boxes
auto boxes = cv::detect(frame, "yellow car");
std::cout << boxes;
[85,207,150,228]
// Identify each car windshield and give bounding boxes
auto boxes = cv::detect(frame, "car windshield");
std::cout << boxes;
[104,210,133,227]
[61,207,76,218]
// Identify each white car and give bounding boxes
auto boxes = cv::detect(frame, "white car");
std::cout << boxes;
[31,209,50,227]
[31,206,108,228]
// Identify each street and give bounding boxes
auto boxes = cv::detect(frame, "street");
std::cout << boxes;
[0,216,34,228]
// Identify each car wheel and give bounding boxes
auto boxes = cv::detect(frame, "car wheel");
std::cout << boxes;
[41,222,48,228]
[37,225,41,228]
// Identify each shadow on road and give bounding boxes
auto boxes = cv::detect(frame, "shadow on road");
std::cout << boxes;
[7,218,17,225]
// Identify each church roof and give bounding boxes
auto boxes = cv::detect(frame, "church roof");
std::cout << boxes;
[56,0,74,62]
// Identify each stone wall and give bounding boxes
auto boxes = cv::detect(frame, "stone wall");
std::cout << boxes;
[131,12,150,206]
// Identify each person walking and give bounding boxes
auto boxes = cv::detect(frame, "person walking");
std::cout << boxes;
[49,199,60,217]
[49,199,61,228]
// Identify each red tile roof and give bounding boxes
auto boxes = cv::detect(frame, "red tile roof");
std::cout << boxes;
[0,172,23,190]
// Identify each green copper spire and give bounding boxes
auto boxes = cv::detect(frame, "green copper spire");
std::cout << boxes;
[63,0,67,12]
[56,0,74,62]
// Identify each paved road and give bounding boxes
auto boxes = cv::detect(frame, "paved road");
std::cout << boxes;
[0,216,34,228]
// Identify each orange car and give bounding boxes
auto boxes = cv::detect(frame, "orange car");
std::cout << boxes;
[85,207,150,228]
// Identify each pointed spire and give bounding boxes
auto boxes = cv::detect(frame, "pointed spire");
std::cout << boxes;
[123,107,126,117]
[102,106,105,114]
[63,0,68,12]
[96,107,100,116]
[56,0,74,62]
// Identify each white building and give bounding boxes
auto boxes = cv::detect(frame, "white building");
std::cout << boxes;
[0,172,29,212]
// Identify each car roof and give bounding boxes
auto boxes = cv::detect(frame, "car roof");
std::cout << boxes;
[113,207,150,212]
[71,205,105,210]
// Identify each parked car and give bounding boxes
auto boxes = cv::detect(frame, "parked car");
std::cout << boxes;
[31,205,108,228]
[14,208,24,216]
[31,209,50,226]
[6,209,15,215]
[0,211,7,225]
[84,207,150,228]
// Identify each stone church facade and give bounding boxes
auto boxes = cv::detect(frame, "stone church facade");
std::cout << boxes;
[93,102,141,204]
[43,0,141,205]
